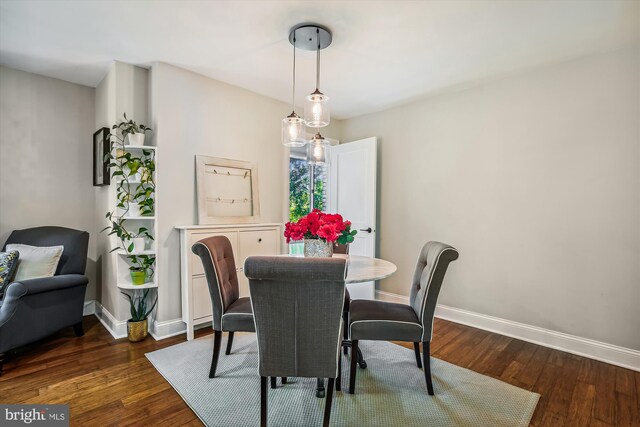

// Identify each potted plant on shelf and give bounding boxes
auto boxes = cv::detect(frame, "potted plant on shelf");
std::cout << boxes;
[124,226,153,253]
[284,209,357,257]
[113,113,152,146]
[101,215,154,254]
[128,254,155,285]
[122,289,157,342]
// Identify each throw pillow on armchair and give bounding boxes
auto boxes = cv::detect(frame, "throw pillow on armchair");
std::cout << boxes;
[0,250,19,296]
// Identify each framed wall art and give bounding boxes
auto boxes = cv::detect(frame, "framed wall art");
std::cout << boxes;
[195,155,260,224]
[93,127,111,186]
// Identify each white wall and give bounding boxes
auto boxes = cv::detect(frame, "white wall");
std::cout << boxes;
[0,65,97,300]
[340,47,640,351]
[151,62,293,322]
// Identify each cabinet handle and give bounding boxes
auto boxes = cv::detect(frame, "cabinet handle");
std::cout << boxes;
[258,238,262,242]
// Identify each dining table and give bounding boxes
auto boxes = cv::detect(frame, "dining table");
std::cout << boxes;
[283,253,397,397]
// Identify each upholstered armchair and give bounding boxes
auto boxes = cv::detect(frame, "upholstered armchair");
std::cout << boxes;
[0,226,90,373]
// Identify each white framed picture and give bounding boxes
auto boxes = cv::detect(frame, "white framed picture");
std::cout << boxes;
[195,155,260,224]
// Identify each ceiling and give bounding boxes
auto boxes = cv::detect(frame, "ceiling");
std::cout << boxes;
[1,0,638,119]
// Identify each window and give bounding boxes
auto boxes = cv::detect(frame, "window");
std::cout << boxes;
[289,156,326,222]
[289,152,327,254]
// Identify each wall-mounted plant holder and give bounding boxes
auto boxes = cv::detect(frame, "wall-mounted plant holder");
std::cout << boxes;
[195,155,260,224]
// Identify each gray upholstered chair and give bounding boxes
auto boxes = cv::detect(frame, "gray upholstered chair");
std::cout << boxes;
[191,235,255,378]
[333,243,353,352]
[0,226,89,373]
[245,256,347,427]
[348,241,459,395]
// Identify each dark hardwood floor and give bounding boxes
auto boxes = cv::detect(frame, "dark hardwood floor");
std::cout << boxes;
[1,316,638,426]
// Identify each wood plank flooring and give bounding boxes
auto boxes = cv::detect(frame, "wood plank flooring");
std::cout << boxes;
[1,316,638,426]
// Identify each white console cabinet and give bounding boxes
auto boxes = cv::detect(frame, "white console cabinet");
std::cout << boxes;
[176,223,282,340]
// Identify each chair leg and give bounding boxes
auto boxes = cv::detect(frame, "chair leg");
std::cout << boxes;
[356,346,367,369]
[225,331,234,355]
[260,376,268,427]
[270,376,277,389]
[422,341,434,395]
[336,351,342,391]
[349,340,358,394]
[281,377,287,384]
[209,330,222,378]
[342,311,349,355]
[413,342,423,369]
[73,322,84,337]
[323,378,335,427]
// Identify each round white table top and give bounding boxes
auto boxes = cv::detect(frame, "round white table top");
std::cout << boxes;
[284,253,397,284]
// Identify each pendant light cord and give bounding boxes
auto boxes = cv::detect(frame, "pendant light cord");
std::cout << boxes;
[316,27,320,91]
[292,31,296,111]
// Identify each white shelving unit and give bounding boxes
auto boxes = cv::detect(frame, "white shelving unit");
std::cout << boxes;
[123,145,156,151]
[111,143,158,292]
[114,215,156,220]
[117,282,158,290]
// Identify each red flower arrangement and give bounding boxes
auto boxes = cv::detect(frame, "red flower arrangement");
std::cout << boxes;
[284,209,357,244]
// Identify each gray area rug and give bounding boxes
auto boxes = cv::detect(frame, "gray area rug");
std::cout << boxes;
[146,333,539,426]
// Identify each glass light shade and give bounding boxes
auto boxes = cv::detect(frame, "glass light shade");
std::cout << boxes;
[281,113,306,147]
[304,90,330,128]
[307,140,329,165]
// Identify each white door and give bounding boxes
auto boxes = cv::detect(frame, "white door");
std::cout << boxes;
[328,137,377,299]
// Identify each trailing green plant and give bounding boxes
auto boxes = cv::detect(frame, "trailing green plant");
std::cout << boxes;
[101,220,154,253]
[128,254,155,276]
[101,113,156,253]
[121,289,157,322]
[113,112,152,137]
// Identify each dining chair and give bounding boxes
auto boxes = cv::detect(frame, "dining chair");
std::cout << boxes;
[245,256,347,427]
[348,241,459,395]
[333,243,352,353]
[191,236,255,378]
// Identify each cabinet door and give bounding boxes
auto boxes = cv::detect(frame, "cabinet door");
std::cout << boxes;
[238,229,279,297]
[192,276,213,320]
[238,229,279,262]
[190,231,238,276]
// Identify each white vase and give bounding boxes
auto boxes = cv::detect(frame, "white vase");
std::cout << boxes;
[128,132,145,146]
[125,237,145,253]
[127,202,141,217]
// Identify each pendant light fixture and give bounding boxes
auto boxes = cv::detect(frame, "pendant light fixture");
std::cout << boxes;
[286,24,332,132]
[284,24,332,165]
[306,132,329,165]
[304,27,330,128]
[281,29,305,147]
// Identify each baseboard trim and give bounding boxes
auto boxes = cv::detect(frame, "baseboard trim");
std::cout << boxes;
[374,290,640,372]
[94,301,127,339]
[83,300,96,316]
[150,318,187,340]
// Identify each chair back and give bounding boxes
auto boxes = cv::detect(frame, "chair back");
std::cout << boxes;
[2,226,89,275]
[244,256,347,379]
[191,236,240,330]
[409,241,459,341]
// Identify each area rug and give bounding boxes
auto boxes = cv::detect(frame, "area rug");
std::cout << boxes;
[146,334,539,427]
